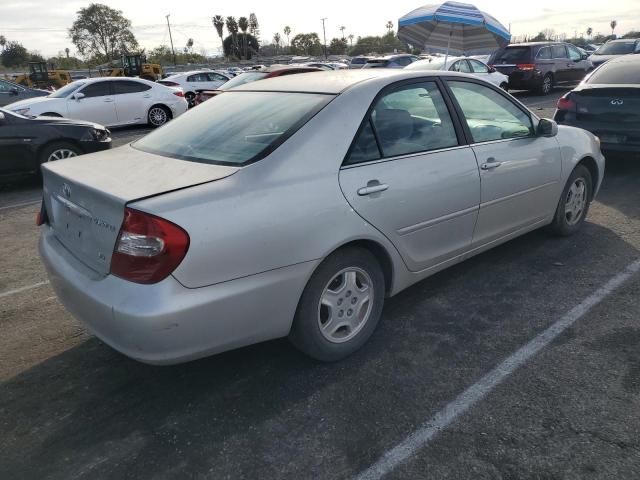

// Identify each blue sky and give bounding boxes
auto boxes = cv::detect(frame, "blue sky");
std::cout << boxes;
[1,0,638,57]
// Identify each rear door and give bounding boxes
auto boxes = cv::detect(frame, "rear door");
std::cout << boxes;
[445,79,562,246]
[566,45,589,82]
[113,80,152,125]
[67,81,117,126]
[339,80,480,272]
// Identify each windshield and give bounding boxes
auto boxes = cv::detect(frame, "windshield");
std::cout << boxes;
[405,59,447,71]
[49,82,85,98]
[133,91,333,166]
[493,47,531,63]
[595,41,636,55]
[219,72,268,90]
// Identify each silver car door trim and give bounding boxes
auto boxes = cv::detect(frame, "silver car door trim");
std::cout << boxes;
[469,136,534,148]
[397,205,479,236]
[479,181,558,209]
[340,145,470,170]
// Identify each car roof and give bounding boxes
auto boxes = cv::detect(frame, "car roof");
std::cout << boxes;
[607,38,638,43]
[78,77,152,84]
[506,42,560,47]
[232,69,473,94]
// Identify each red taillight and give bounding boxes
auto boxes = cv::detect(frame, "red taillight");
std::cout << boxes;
[173,91,184,97]
[110,208,189,284]
[516,64,536,71]
[557,94,576,111]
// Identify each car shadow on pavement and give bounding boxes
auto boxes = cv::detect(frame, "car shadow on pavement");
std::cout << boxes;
[596,154,640,220]
[1,221,639,479]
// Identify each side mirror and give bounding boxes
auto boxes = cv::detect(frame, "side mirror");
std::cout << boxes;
[488,66,496,73]
[537,118,558,137]
[581,53,588,60]
[9,87,19,95]
[72,92,85,101]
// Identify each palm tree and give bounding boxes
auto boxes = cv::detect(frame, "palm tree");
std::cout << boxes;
[213,16,225,57]
[0,35,6,52]
[238,17,249,59]
[226,16,239,59]
[386,21,394,35]
[340,26,346,40]
[586,27,593,38]
[186,38,194,53]
[348,34,354,46]
[284,26,291,48]
[610,20,617,36]
[273,33,281,55]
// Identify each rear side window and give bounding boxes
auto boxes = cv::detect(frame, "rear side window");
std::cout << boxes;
[394,57,413,67]
[346,82,458,164]
[113,80,150,94]
[493,47,531,63]
[133,91,332,166]
[207,73,227,82]
[187,73,208,82]
[537,47,552,59]
[588,60,640,84]
[80,82,111,98]
[552,45,567,58]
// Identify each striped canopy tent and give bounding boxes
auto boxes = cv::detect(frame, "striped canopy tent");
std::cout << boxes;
[398,1,511,61]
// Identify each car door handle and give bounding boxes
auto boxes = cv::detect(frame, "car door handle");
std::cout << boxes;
[143,94,151,98]
[103,98,114,103]
[481,159,503,170]
[357,184,389,196]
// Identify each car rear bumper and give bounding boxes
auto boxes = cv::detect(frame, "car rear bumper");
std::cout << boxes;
[554,117,640,154]
[82,140,112,154]
[40,227,317,365]
[506,70,543,90]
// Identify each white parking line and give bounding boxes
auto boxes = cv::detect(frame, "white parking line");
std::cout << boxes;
[0,200,41,211]
[355,258,640,480]
[0,281,49,300]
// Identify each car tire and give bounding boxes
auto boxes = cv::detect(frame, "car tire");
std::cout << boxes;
[39,141,82,164]
[539,74,553,95]
[289,247,385,362]
[500,82,509,91]
[185,92,196,108]
[547,165,593,236]
[147,105,171,127]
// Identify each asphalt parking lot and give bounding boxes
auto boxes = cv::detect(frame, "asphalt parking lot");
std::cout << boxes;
[2,87,640,479]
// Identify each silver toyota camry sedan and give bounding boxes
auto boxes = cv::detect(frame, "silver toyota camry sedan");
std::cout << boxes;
[39,70,605,364]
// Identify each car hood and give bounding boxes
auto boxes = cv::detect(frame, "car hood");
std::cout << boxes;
[588,54,623,63]
[5,95,56,110]
[30,115,104,129]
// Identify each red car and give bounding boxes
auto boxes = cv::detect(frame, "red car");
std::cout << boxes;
[194,65,321,105]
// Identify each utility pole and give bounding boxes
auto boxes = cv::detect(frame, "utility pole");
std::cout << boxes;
[321,17,328,59]
[166,14,177,65]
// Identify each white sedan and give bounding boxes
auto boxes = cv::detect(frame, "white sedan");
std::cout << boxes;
[158,70,231,107]
[6,77,188,128]
[406,56,510,89]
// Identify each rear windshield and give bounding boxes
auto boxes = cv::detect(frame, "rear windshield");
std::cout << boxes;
[587,60,640,84]
[133,91,332,166]
[595,41,636,55]
[219,72,268,90]
[492,47,531,63]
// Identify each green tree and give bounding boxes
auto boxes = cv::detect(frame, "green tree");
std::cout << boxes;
[69,3,138,62]
[0,35,6,51]
[226,16,239,58]
[348,34,354,46]
[290,33,322,56]
[64,47,70,58]
[249,13,260,44]
[339,26,346,40]
[350,33,407,56]
[1,41,29,67]
[283,26,291,47]
[238,17,249,59]
[329,37,348,55]
[222,34,258,59]
[273,33,281,54]
[147,45,207,65]
[386,21,394,34]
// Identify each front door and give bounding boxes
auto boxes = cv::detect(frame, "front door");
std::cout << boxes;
[339,80,481,272]
[446,80,562,247]
[0,114,34,175]
[67,81,118,126]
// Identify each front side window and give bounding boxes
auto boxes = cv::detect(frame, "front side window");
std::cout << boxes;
[133,91,332,166]
[448,80,533,143]
[49,82,84,98]
[187,73,208,82]
[346,82,458,163]
[207,73,227,82]
[567,46,583,61]
[80,82,111,98]
[552,45,568,59]
[0,80,15,92]
[469,60,489,73]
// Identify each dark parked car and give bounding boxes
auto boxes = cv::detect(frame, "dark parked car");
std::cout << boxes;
[588,38,640,68]
[194,65,321,105]
[0,79,49,107]
[554,54,640,154]
[490,42,592,94]
[0,107,111,177]
[363,54,420,69]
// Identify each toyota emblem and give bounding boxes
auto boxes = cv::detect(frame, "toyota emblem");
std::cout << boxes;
[611,99,624,105]
[62,183,72,199]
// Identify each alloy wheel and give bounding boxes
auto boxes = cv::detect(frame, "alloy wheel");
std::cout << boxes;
[317,267,374,344]
[149,107,168,126]
[47,149,77,162]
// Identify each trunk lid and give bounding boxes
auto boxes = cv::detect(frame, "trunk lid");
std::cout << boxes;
[41,145,239,276]
[574,85,640,124]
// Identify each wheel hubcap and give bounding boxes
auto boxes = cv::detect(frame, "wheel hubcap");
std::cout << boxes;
[317,267,374,343]
[186,94,195,107]
[150,108,167,125]
[47,149,77,162]
[564,178,587,225]
[543,77,551,93]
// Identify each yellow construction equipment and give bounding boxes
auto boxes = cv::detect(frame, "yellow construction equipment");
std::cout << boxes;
[14,62,72,89]
[99,54,163,81]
